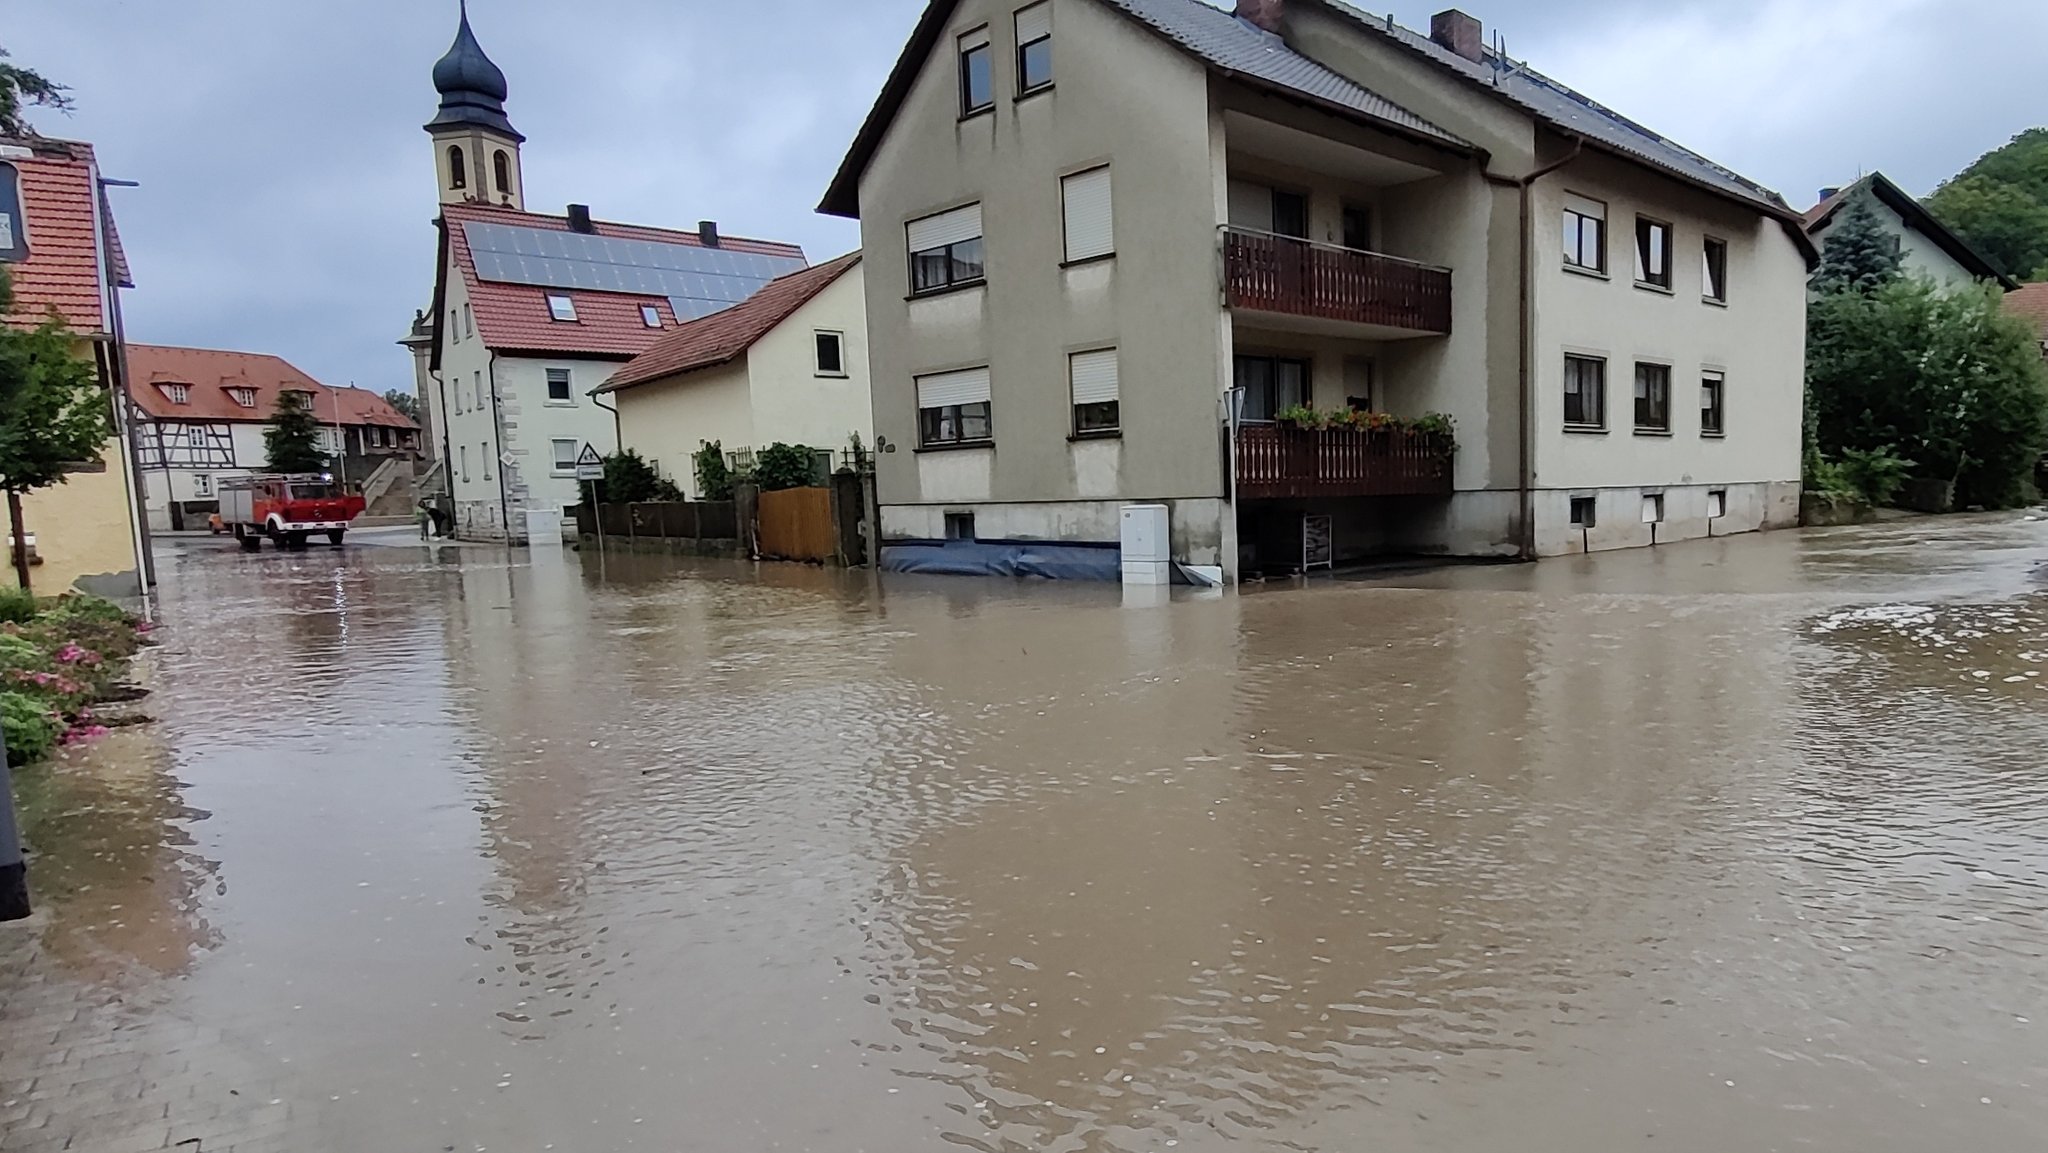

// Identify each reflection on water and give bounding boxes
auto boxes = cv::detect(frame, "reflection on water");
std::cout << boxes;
[5,518,2047,1153]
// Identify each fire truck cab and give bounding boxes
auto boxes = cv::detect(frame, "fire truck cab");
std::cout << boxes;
[217,474,366,550]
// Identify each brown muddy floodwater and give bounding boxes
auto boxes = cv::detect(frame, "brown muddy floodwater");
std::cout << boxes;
[4,515,2048,1153]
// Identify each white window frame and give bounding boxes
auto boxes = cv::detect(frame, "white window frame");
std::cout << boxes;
[1564,353,1607,430]
[1060,166,1114,264]
[640,304,662,328]
[1563,194,1606,274]
[915,367,993,447]
[229,387,256,409]
[815,330,847,377]
[551,438,579,475]
[546,367,575,405]
[185,424,207,449]
[1015,2,1053,95]
[547,294,578,322]
[1702,236,1729,303]
[958,27,994,117]
[1701,370,1726,437]
[161,383,190,405]
[907,203,986,295]
[1069,347,1119,436]
[192,473,213,498]
[1634,215,1673,290]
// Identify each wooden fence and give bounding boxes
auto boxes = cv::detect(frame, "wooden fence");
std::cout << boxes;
[576,500,738,543]
[757,487,837,563]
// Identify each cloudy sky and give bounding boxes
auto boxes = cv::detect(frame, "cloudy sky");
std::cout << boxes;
[11,0,2045,392]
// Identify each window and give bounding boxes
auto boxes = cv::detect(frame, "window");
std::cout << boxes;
[1707,489,1727,519]
[1342,204,1372,251]
[450,309,461,343]
[185,425,206,449]
[1016,2,1052,93]
[1634,362,1671,432]
[1563,194,1605,273]
[1564,354,1606,429]
[482,443,492,481]
[474,371,484,410]
[160,383,190,405]
[1701,371,1725,436]
[1642,494,1665,524]
[1061,167,1113,263]
[815,331,846,376]
[1702,237,1728,302]
[1271,189,1308,239]
[493,149,512,194]
[547,368,573,403]
[1234,354,1310,422]
[959,30,994,116]
[552,439,578,474]
[640,304,662,329]
[907,203,986,294]
[1634,217,1672,289]
[193,473,212,498]
[464,304,474,338]
[447,145,466,191]
[547,294,577,322]
[229,387,256,409]
[1569,496,1597,528]
[460,444,470,483]
[916,367,993,447]
[1070,348,1119,435]
[945,512,977,541]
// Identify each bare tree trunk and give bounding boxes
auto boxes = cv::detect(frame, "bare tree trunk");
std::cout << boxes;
[8,489,29,593]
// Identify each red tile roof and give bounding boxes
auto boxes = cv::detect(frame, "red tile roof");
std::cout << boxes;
[1,137,130,334]
[2003,282,2048,342]
[598,254,860,393]
[442,201,806,359]
[127,344,418,430]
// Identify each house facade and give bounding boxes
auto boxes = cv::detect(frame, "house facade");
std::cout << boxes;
[597,255,871,497]
[0,135,147,596]
[417,9,808,539]
[823,0,1814,578]
[1805,173,2013,289]
[127,345,419,532]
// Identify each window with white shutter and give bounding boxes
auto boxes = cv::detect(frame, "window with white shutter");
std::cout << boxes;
[907,203,986,294]
[1070,348,1119,435]
[1061,167,1113,263]
[915,367,993,447]
[1015,2,1053,93]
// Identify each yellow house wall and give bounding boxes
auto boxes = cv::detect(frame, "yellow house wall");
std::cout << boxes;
[7,437,142,596]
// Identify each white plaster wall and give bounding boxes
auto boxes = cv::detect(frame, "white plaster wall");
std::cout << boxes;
[1809,190,1977,287]
[742,264,874,456]
[881,496,1228,565]
[1530,151,1807,494]
[497,356,624,517]
[614,360,756,498]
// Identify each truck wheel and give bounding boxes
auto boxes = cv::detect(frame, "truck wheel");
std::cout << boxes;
[327,529,345,546]
[288,532,310,550]
[235,526,260,552]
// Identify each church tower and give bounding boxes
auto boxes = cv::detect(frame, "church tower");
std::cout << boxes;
[425,2,525,209]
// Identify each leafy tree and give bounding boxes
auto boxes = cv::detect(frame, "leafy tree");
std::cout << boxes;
[0,270,115,590]
[1925,130,2048,280]
[0,47,71,139]
[1808,276,2048,509]
[263,390,330,474]
[1813,194,1903,292]
[752,442,819,492]
[692,440,734,501]
[382,388,419,423]
[598,448,682,504]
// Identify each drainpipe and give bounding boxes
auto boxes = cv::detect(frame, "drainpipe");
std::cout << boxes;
[1487,135,1583,560]
[487,352,512,539]
[592,389,622,454]
[95,174,155,591]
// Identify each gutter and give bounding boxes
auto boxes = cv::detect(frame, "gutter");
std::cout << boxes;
[592,389,621,453]
[1485,134,1583,561]
[91,170,155,592]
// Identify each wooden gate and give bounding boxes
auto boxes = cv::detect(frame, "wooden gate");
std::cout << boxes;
[756,487,836,562]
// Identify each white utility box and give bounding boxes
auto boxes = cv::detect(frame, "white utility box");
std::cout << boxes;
[524,507,564,548]
[1120,503,1170,586]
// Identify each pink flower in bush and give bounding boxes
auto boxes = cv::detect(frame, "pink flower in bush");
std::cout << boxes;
[54,642,101,667]
[59,724,110,747]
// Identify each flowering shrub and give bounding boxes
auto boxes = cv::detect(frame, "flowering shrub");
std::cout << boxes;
[0,594,150,765]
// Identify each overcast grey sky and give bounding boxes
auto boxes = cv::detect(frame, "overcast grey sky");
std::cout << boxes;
[11,0,2044,392]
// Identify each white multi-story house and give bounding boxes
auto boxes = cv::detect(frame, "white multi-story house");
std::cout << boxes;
[1804,173,2013,289]
[128,345,419,532]
[824,0,1818,578]
[418,8,807,540]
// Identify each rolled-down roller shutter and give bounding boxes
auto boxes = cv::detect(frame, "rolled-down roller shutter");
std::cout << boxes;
[917,366,991,409]
[1062,167,1113,262]
[907,203,983,253]
[1069,349,1118,405]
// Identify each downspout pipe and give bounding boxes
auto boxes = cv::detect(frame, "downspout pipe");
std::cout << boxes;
[1487,135,1583,560]
[487,352,512,539]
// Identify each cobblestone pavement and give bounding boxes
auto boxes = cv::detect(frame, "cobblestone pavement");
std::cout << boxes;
[0,917,297,1153]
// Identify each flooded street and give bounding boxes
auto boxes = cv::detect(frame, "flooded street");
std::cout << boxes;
[5,516,2048,1153]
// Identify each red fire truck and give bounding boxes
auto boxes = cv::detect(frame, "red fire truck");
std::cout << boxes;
[217,474,366,550]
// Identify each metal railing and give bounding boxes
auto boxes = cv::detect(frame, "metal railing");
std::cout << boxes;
[1236,423,1454,499]
[1222,226,1453,334]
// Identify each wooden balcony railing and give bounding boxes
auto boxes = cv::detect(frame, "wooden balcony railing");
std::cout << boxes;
[1222,227,1452,334]
[1236,424,1454,500]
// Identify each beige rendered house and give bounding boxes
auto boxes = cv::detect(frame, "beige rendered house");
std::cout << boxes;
[596,255,871,496]
[823,0,1815,578]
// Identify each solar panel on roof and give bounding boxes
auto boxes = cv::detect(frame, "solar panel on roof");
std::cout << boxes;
[462,222,806,319]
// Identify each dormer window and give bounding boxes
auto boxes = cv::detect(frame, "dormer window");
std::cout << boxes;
[229,387,257,409]
[547,294,578,322]
[640,304,662,328]
[159,383,190,405]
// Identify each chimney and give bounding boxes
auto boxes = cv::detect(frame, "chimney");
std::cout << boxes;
[567,203,595,233]
[1818,186,1841,203]
[1234,0,1283,34]
[1430,9,1484,63]
[698,220,721,248]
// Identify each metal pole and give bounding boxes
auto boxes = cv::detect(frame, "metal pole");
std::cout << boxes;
[1,730,27,921]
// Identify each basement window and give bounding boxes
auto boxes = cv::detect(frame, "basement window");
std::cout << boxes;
[1570,496,1597,528]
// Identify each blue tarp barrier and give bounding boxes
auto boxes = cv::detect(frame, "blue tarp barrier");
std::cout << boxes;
[881,541,1122,581]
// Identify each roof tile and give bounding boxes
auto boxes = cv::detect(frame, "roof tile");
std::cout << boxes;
[600,254,861,393]
[2,138,124,334]
[127,344,417,429]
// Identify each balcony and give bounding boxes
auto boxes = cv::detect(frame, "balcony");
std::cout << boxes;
[1236,424,1454,500]
[1222,227,1452,336]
